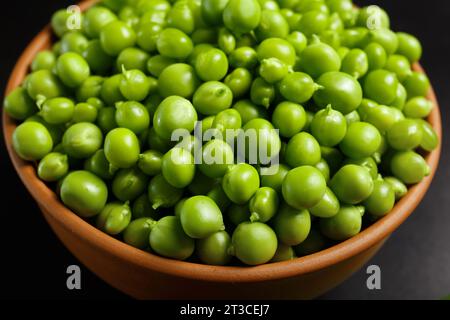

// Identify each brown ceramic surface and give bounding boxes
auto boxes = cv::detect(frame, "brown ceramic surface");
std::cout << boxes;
[1,0,442,299]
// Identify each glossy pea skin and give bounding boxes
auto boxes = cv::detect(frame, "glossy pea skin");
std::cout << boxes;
[295,10,329,38]
[84,149,115,180]
[96,202,132,235]
[188,170,217,195]
[51,9,72,37]
[279,72,318,104]
[4,87,38,120]
[150,216,195,260]
[136,22,162,53]
[364,42,387,71]
[282,166,326,210]
[285,132,321,168]
[26,70,66,100]
[147,55,177,78]
[100,74,125,106]
[132,193,158,220]
[193,81,233,116]
[37,152,69,182]
[396,32,422,63]
[330,164,374,205]
[112,167,149,202]
[311,106,347,147]
[223,0,262,35]
[273,204,311,246]
[385,54,412,82]
[76,76,105,102]
[232,100,268,125]
[281,9,301,31]
[250,77,275,109]
[175,134,201,155]
[345,110,361,126]
[315,158,331,182]
[231,222,277,265]
[390,151,430,184]
[158,63,200,99]
[359,104,399,134]
[62,123,103,159]
[403,97,433,119]
[97,107,118,133]
[199,139,234,178]
[340,122,381,159]
[386,119,423,151]
[119,68,151,101]
[31,50,56,72]
[195,48,229,81]
[364,178,395,217]
[340,28,369,49]
[272,102,306,138]
[249,187,279,222]
[104,128,140,168]
[257,38,296,66]
[224,68,253,99]
[384,177,408,201]
[100,20,136,56]
[123,218,156,249]
[403,72,431,98]
[167,1,195,34]
[300,41,341,78]
[242,118,281,164]
[211,109,242,140]
[363,70,399,105]
[364,29,398,56]
[314,71,363,115]
[60,170,108,218]
[286,31,308,55]
[83,6,117,38]
[271,243,296,262]
[60,32,89,55]
[40,97,74,125]
[310,187,340,218]
[260,163,290,193]
[115,101,150,135]
[294,228,326,256]
[191,28,218,44]
[259,58,288,84]
[341,48,368,79]
[154,96,198,140]
[344,157,378,180]
[162,147,196,188]
[157,28,193,59]
[138,150,163,176]
[320,206,362,241]
[180,196,224,239]
[196,231,232,265]
[417,119,439,152]
[207,185,231,212]
[147,127,173,154]
[222,163,260,205]
[148,174,184,209]
[56,52,90,88]
[255,9,289,41]
[229,47,258,69]
[201,0,229,26]
[218,28,236,55]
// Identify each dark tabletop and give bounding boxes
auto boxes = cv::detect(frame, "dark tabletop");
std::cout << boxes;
[0,0,449,300]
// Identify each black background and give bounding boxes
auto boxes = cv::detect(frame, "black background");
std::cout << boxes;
[0,0,449,300]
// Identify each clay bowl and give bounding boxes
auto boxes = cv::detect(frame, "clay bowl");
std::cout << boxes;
[2,1,442,299]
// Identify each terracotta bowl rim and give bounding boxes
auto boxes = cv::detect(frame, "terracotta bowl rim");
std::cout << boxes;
[2,0,442,283]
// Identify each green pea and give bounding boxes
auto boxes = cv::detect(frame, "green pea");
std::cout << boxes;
[218,28,236,54]
[76,76,104,102]
[310,105,347,147]
[356,5,390,29]
[196,231,232,265]
[403,71,431,98]
[222,163,260,205]
[112,167,149,202]
[310,187,340,218]
[271,243,296,262]
[330,164,374,204]
[345,110,361,126]
[224,68,253,99]
[232,100,268,125]
[97,202,132,235]
[62,123,102,159]
[417,119,439,152]
[207,185,231,212]
[115,101,150,135]
[248,186,279,223]
[201,0,229,26]
[100,20,136,56]
[250,77,275,109]
[26,70,66,100]
[300,41,341,78]
[386,119,422,151]
[340,27,368,49]
[364,177,395,217]
[281,8,301,30]
[191,28,218,44]
[320,205,363,241]
[285,132,321,168]
[161,147,196,188]
[4,87,38,120]
[271,102,306,138]
[148,174,184,209]
[132,193,158,220]
[396,32,422,63]
[193,81,233,117]
[364,42,387,71]
[84,149,115,180]
[101,74,125,106]
[60,32,89,55]
[167,1,195,34]
[195,48,229,82]
[158,63,200,99]
[344,157,378,180]
[199,139,234,178]
[39,97,74,125]
[340,122,381,159]
[97,107,118,133]
[241,118,281,164]
[31,50,56,72]
[60,170,108,218]
[384,177,408,201]
[229,46,258,69]
[138,150,163,176]
[105,128,140,168]
[223,0,262,35]
[123,217,156,249]
[136,22,162,53]
[231,222,277,265]
[260,163,289,193]
[364,29,398,56]
[286,31,308,55]
[51,9,72,37]
[116,47,149,73]
[148,127,173,154]
[403,97,432,119]
[56,52,90,88]
[273,203,311,246]
[390,151,430,184]
[392,83,407,110]
[211,109,242,140]
[37,152,69,182]
[294,228,326,256]
[341,48,368,79]
[295,10,329,38]
[255,9,289,41]
[156,28,193,59]
[258,58,288,84]
[360,104,399,134]
[257,38,296,66]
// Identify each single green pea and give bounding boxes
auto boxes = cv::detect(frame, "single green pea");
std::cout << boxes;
[223,0,262,35]
[341,48,368,79]
[384,176,408,201]
[196,230,232,265]
[4,87,38,120]
[112,167,149,202]
[259,58,289,84]
[403,97,433,119]
[195,48,229,81]
[201,0,229,26]
[320,205,363,241]
[73,102,98,124]
[417,119,439,152]
[278,72,319,104]
[199,139,234,178]
[119,68,151,101]
[386,119,423,151]
[260,163,290,193]
[104,128,140,168]
[318,30,341,50]
[364,29,398,56]
[76,76,105,102]
[310,105,347,147]
[97,107,118,133]
[285,132,321,168]
[193,81,233,116]
[229,46,258,69]
[396,32,422,63]
[384,55,412,83]
[51,9,73,37]
[300,41,341,78]
[231,222,277,265]
[136,22,162,53]
[340,122,381,159]
[295,10,329,37]
[156,28,193,59]
[345,110,361,126]
[250,77,275,109]
[150,216,195,260]
[224,68,253,99]
[257,38,296,66]
[37,152,69,182]
[255,9,289,41]
[138,150,163,176]
[294,228,326,256]
[309,187,340,218]
[330,164,374,204]
[161,147,196,188]
[270,243,296,262]
[146,55,177,78]
[271,102,306,138]
[31,50,56,72]
[39,97,74,125]
[188,44,215,66]
[132,194,159,220]
[211,109,242,141]
[100,20,136,56]
[232,100,268,125]
[340,27,369,49]
[364,177,395,217]
[286,31,308,55]
[158,63,200,99]
[26,70,66,100]
[344,157,378,180]
[56,52,90,88]
[249,187,279,223]
[364,42,387,71]
[148,174,184,209]
[116,47,150,73]
[84,149,115,180]
[218,28,236,54]
[60,170,108,218]
[83,5,117,38]
[390,151,430,185]
[167,1,195,34]
[356,5,390,29]
[359,104,399,134]
[62,123,103,159]
[281,8,301,31]
[60,32,89,55]
[96,202,132,235]
[314,71,363,115]
[123,217,156,249]
[147,127,173,154]
[273,203,311,246]
[241,118,281,164]
[391,83,407,110]
[115,101,150,135]
[222,163,260,205]
[403,71,431,98]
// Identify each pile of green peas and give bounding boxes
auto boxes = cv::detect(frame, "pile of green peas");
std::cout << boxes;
[5,0,439,266]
